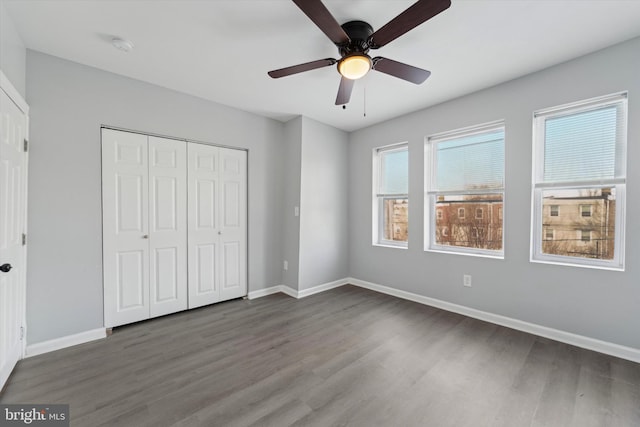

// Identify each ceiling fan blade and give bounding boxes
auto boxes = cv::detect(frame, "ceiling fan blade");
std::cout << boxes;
[372,57,431,84]
[369,0,451,48]
[292,0,350,45]
[335,77,355,105]
[268,58,336,78]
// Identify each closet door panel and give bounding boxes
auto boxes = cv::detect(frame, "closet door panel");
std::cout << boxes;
[188,144,220,308]
[102,129,150,327]
[148,136,187,317]
[220,148,247,301]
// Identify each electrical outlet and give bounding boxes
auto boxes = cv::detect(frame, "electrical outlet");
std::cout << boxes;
[283,260,288,271]
[463,274,472,287]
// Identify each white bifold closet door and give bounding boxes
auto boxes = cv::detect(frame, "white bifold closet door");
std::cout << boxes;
[188,143,247,308]
[102,129,187,327]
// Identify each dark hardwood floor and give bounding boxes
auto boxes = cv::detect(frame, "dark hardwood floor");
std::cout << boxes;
[1,285,639,426]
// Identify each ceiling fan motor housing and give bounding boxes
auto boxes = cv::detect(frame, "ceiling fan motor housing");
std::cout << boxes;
[338,20,374,55]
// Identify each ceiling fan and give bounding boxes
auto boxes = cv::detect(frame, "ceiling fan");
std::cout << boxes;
[268,0,451,105]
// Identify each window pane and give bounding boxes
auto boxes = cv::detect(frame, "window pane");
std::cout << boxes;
[543,106,620,182]
[541,188,615,260]
[434,194,503,250]
[379,149,408,194]
[383,198,408,242]
[435,130,504,192]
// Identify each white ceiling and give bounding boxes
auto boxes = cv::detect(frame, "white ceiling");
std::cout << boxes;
[4,0,640,132]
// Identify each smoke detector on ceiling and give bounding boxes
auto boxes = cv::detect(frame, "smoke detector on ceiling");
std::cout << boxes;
[111,37,134,53]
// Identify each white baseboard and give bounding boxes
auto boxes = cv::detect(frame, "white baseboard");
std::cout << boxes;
[248,278,350,300]
[248,285,298,299]
[298,278,350,298]
[279,285,298,298]
[348,277,640,364]
[25,328,107,358]
[247,286,283,300]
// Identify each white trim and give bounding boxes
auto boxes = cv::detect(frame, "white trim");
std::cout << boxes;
[427,119,504,143]
[247,286,283,300]
[25,328,107,358]
[347,277,640,364]
[279,285,298,298]
[298,278,349,298]
[248,279,349,300]
[0,70,29,114]
[247,285,298,299]
[533,91,627,118]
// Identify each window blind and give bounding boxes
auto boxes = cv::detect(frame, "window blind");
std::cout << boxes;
[433,129,504,192]
[543,104,624,183]
[378,147,408,194]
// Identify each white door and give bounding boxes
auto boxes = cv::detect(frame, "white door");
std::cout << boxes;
[102,129,150,327]
[219,148,247,301]
[187,143,220,308]
[148,136,187,317]
[0,81,28,389]
[187,144,246,308]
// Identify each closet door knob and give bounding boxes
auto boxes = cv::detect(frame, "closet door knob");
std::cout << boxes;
[218,231,222,235]
[142,234,149,239]
[0,263,12,273]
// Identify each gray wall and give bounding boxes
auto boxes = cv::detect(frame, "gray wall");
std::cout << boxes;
[348,36,640,350]
[0,0,26,97]
[281,117,302,290]
[280,116,349,291]
[26,51,285,344]
[299,117,349,289]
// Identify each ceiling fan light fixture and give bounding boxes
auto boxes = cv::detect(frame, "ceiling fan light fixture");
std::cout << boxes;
[338,54,372,80]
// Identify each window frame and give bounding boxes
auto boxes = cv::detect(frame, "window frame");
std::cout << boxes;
[530,92,627,270]
[373,143,409,248]
[425,121,505,258]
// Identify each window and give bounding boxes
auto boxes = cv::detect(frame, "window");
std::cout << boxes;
[545,228,555,241]
[374,143,408,247]
[532,92,627,269]
[426,121,505,256]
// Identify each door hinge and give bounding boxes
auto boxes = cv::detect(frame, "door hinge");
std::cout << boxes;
[22,233,26,246]
[23,139,28,152]
[20,326,24,340]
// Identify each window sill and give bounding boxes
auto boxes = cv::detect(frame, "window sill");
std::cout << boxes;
[425,247,504,260]
[373,243,408,250]
[530,257,624,272]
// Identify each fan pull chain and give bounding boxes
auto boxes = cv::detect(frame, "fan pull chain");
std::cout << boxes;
[363,85,367,117]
